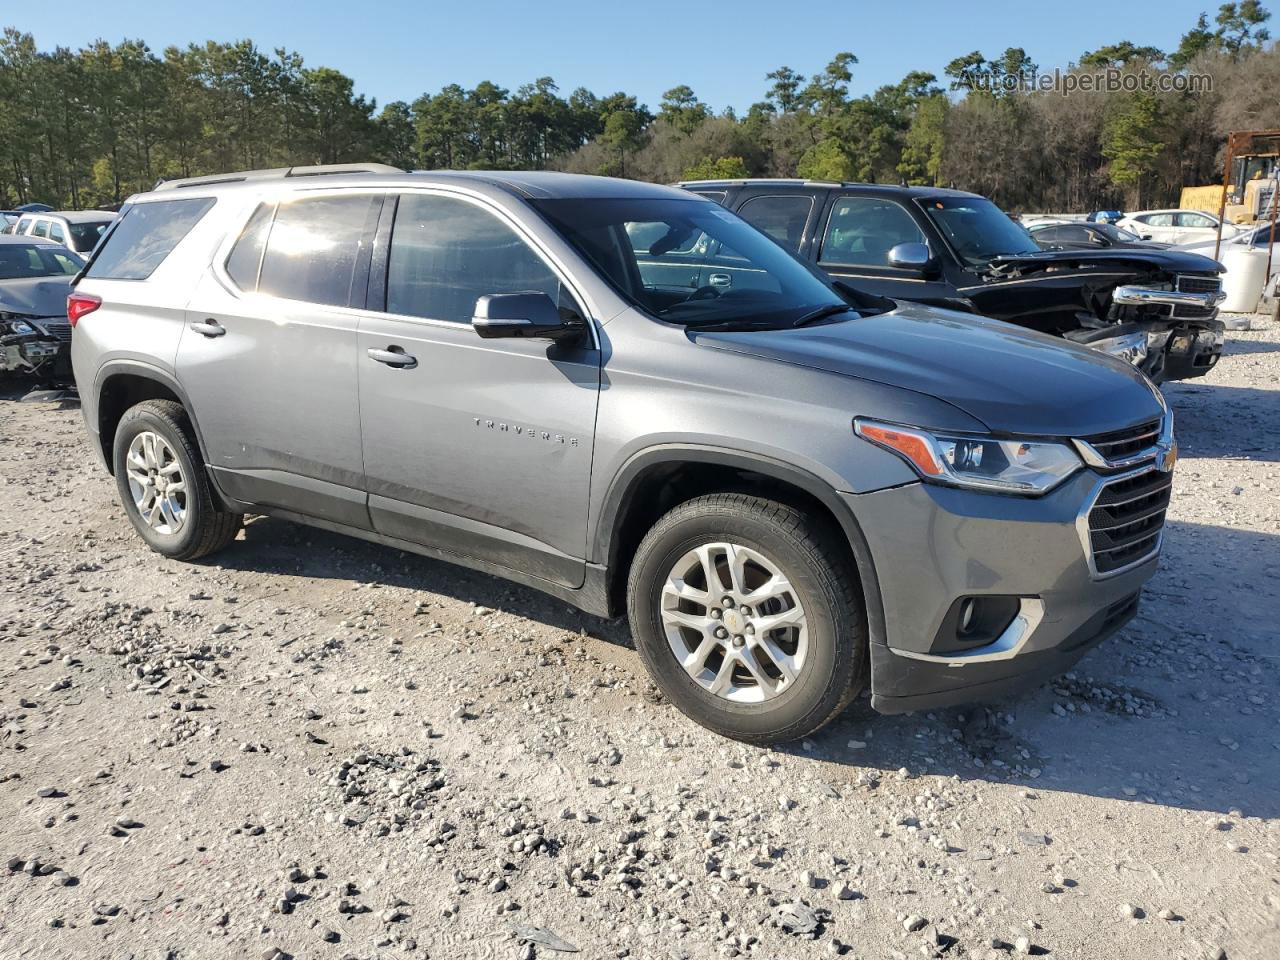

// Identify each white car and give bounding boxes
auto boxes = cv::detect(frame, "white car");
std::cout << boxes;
[10,210,116,258]
[1116,209,1243,245]
[1181,222,1278,312]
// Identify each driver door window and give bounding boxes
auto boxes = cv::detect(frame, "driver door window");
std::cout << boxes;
[819,197,926,268]
[387,193,565,323]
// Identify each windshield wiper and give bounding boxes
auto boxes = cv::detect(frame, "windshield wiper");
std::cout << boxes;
[792,304,857,328]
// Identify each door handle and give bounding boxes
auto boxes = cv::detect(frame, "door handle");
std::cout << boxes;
[708,273,732,287]
[367,346,417,369]
[189,319,225,338]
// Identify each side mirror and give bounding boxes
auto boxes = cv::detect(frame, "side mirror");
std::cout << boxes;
[472,292,582,342]
[886,241,936,276]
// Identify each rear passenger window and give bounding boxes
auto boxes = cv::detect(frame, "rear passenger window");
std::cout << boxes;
[737,195,813,254]
[87,197,216,280]
[258,194,381,307]
[224,203,275,291]
[31,220,50,238]
[387,193,562,323]
[48,222,66,244]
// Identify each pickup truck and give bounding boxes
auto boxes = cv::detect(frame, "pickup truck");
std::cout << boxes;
[679,180,1228,382]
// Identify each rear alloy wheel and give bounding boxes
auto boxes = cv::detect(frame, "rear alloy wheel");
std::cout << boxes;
[627,493,867,744]
[112,399,242,561]
[124,430,188,535]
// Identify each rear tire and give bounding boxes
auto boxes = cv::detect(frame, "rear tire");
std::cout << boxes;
[626,493,867,744]
[112,399,242,561]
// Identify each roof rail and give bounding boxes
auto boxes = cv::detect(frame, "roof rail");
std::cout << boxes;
[676,178,847,188]
[153,163,404,191]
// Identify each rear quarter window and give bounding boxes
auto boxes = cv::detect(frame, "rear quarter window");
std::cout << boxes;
[86,197,216,280]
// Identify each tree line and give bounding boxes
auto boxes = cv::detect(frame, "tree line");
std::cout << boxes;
[1,2,1276,213]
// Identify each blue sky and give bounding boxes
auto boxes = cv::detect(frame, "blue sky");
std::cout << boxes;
[3,0,1243,111]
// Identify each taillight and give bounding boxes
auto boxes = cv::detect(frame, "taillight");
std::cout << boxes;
[67,292,102,327]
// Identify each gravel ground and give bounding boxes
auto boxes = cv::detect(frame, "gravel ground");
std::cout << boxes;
[1,317,1277,960]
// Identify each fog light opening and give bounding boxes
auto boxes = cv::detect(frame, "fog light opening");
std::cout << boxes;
[933,595,1025,654]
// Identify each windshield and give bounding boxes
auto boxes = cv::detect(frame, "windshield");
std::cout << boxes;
[69,220,111,250]
[0,242,83,280]
[531,197,850,329]
[919,196,1041,266]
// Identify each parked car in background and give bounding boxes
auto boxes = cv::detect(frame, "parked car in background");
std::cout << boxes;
[71,165,1176,744]
[680,179,1227,382]
[0,235,84,382]
[1087,210,1125,224]
[1117,209,1243,245]
[10,210,116,257]
[1029,220,1171,250]
[1180,221,1279,313]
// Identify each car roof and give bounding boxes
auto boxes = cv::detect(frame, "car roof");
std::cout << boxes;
[678,178,984,200]
[0,234,59,245]
[142,166,693,203]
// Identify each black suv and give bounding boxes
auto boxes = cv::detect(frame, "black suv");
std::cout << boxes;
[680,180,1227,382]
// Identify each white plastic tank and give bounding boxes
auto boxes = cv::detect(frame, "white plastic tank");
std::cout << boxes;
[1218,246,1270,314]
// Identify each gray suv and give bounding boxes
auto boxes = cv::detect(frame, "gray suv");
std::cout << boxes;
[69,165,1176,744]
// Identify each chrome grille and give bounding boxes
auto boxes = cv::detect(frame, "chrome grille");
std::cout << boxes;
[1086,468,1172,576]
[1176,275,1222,295]
[1076,418,1161,468]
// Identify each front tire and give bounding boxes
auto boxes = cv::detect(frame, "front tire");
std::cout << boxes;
[626,493,867,744]
[112,399,242,561]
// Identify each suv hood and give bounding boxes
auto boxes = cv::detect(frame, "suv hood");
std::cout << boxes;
[0,276,74,318]
[986,246,1223,276]
[691,301,1163,437]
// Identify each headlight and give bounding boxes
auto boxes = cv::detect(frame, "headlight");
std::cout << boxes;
[0,311,38,336]
[855,419,1082,495]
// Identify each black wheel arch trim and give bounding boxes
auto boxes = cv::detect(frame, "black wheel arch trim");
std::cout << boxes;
[594,444,889,648]
[93,359,213,478]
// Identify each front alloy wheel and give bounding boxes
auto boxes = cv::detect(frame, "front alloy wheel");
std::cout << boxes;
[661,542,808,704]
[628,493,867,744]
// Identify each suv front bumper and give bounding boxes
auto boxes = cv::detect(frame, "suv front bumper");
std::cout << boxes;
[842,467,1165,714]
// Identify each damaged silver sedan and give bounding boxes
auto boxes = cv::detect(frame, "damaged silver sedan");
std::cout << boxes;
[0,236,83,383]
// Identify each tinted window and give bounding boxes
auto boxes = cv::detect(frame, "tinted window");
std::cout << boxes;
[821,197,927,267]
[15,217,33,235]
[87,197,216,280]
[387,193,562,323]
[259,194,381,307]
[1031,225,1061,242]
[225,203,275,291]
[68,220,111,251]
[31,220,50,238]
[0,242,82,279]
[1056,224,1094,243]
[737,195,813,254]
[48,221,66,243]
